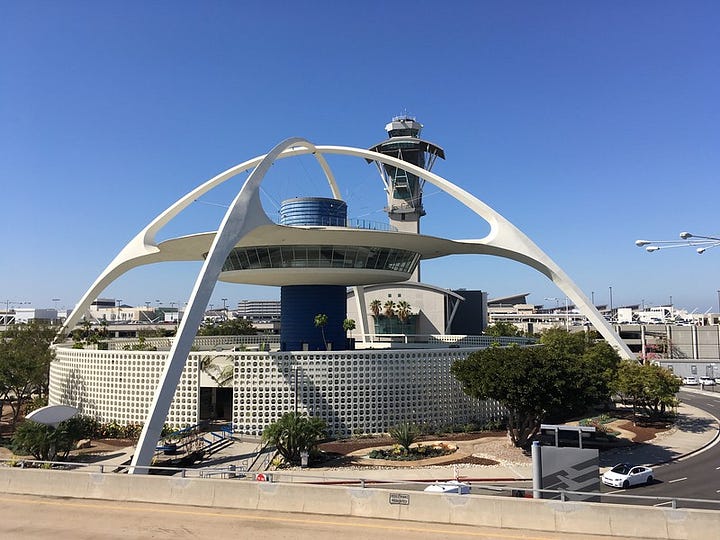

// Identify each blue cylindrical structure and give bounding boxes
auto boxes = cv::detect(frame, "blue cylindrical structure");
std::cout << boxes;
[280,197,347,227]
[279,197,350,351]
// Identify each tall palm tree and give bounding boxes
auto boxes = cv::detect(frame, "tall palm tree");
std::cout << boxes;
[343,318,356,334]
[383,300,396,318]
[314,313,328,348]
[369,299,382,317]
[396,300,412,323]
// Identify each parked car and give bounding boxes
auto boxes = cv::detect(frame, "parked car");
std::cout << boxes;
[423,481,471,494]
[699,376,715,386]
[682,376,699,385]
[602,463,653,488]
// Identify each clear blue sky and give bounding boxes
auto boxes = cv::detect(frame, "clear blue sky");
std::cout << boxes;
[2,1,719,313]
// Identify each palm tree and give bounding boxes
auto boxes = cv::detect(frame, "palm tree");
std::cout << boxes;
[383,300,396,318]
[396,300,412,323]
[369,299,382,317]
[314,313,328,348]
[389,421,420,454]
[343,318,356,334]
[262,412,327,466]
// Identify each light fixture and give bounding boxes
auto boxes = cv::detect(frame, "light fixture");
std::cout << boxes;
[635,232,720,254]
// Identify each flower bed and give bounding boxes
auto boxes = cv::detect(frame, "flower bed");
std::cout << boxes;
[367,442,457,462]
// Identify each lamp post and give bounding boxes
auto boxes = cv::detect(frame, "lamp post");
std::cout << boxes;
[293,366,299,413]
[609,286,613,321]
[221,298,228,320]
[545,296,569,331]
[51,298,61,324]
[5,300,30,312]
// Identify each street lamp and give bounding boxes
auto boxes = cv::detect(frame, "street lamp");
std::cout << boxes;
[545,296,569,331]
[635,231,720,254]
[4,300,30,312]
[221,298,228,320]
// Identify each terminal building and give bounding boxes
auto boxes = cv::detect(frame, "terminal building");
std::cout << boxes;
[49,116,633,472]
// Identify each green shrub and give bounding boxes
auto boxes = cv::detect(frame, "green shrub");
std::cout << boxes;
[389,422,420,453]
[12,418,85,461]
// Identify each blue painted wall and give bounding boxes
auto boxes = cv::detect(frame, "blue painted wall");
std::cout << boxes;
[280,285,347,351]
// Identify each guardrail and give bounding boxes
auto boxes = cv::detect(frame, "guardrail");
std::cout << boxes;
[1,457,718,510]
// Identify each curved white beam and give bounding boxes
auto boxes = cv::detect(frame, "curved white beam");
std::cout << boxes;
[130,137,308,473]
[66,137,634,473]
[61,141,632,360]
[58,142,338,338]
[312,145,634,359]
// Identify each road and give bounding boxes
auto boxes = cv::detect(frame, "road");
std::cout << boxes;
[598,390,720,509]
[0,493,643,540]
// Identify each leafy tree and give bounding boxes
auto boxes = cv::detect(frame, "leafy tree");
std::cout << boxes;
[12,416,87,461]
[389,421,420,453]
[314,313,328,348]
[369,299,382,317]
[383,300,396,318]
[484,321,522,337]
[122,336,157,351]
[612,361,680,420]
[197,318,256,336]
[539,327,587,356]
[451,330,621,448]
[0,322,56,426]
[262,412,327,466]
[539,329,621,418]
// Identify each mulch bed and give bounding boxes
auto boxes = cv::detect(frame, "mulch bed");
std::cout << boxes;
[316,432,504,467]
[317,431,500,455]
[315,409,673,467]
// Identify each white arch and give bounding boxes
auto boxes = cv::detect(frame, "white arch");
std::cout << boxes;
[61,138,633,472]
[130,137,315,472]
[58,141,339,339]
[314,145,633,360]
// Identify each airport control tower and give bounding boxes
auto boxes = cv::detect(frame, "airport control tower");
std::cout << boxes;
[369,115,445,281]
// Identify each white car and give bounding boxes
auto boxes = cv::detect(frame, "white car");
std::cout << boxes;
[601,463,653,488]
[699,376,715,386]
[423,480,471,494]
[682,376,699,385]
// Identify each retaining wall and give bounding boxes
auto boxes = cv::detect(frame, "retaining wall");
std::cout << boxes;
[1,468,718,539]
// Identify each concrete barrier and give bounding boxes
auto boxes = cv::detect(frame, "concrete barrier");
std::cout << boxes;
[1,467,718,539]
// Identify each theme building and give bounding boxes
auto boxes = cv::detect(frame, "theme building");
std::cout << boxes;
[50,117,632,473]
